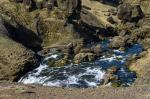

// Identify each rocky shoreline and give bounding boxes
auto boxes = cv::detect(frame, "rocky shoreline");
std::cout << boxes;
[0,0,150,98]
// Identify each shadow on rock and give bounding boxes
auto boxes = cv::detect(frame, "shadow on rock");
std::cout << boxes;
[3,21,42,52]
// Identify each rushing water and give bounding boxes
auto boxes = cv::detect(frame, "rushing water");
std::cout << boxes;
[19,41,143,88]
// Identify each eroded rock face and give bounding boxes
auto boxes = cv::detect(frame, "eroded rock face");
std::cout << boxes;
[0,21,38,81]
[117,4,144,22]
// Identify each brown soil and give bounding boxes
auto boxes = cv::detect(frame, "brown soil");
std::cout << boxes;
[0,83,149,99]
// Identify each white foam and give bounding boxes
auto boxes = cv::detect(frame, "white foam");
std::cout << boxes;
[19,62,105,87]
[44,54,58,60]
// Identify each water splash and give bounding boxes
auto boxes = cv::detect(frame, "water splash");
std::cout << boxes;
[19,43,143,88]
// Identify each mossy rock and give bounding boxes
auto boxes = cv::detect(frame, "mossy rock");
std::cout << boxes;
[74,53,96,64]
[47,60,55,66]
[53,58,69,67]
[111,81,121,87]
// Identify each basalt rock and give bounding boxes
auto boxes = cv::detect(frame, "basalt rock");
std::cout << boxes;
[117,4,144,22]
[92,44,102,56]
[0,21,38,82]
[109,36,129,49]
[102,66,119,85]
[74,53,96,64]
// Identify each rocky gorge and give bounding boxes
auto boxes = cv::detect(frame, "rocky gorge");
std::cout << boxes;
[0,0,150,98]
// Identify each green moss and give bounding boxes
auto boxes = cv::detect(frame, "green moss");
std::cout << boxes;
[111,81,121,87]
[47,60,55,66]
[54,58,69,67]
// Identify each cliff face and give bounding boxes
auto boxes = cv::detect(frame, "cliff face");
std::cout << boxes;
[124,0,150,14]
[0,0,82,48]
[0,21,38,82]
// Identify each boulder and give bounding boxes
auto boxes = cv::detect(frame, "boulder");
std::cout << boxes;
[109,36,128,49]
[0,21,38,81]
[73,40,84,54]
[74,53,96,64]
[117,4,144,22]
[92,44,102,56]
[102,66,119,85]
[107,66,118,74]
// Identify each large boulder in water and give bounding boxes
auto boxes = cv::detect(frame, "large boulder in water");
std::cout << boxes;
[109,36,128,49]
[0,21,38,81]
[74,52,96,64]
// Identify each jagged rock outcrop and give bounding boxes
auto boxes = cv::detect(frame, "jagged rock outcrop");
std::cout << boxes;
[109,36,129,49]
[0,20,38,81]
[117,4,144,22]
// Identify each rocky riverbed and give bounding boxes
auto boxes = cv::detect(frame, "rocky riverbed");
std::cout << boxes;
[0,0,150,98]
[19,40,143,88]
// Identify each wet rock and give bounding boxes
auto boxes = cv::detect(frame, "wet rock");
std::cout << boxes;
[47,58,69,67]
[109,36,127,49]
[118,47,125,51]
[107,66,118,74]
[0,21,38,81]
[103,73,118,85]
[92,44,102,56]
[111,81,121,87]
[117,4,144,22]
[74,53,96,64]
[54,58,69,67]
[73,40,84,54]
[102,66,119,85]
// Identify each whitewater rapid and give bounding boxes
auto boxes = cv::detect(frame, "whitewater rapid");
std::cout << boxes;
[19,43,143,88]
